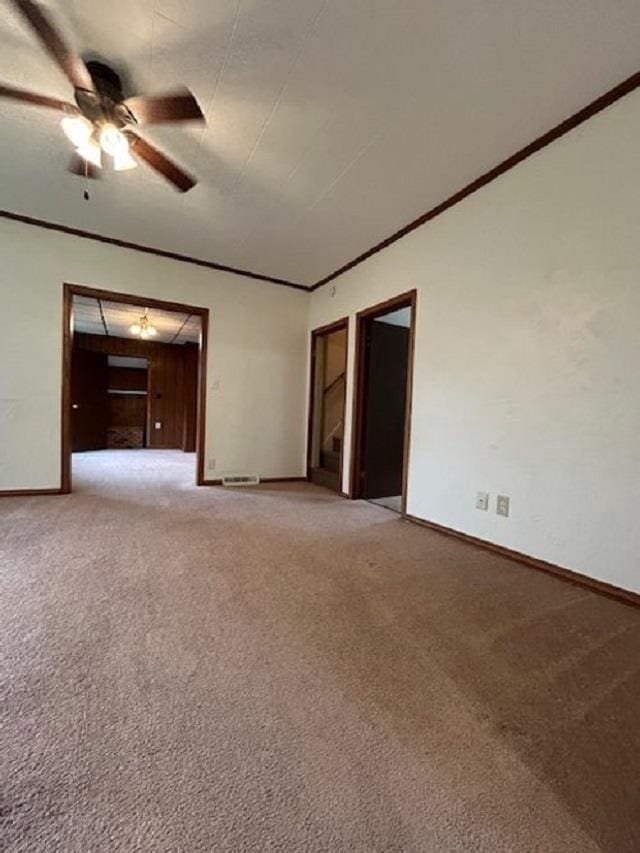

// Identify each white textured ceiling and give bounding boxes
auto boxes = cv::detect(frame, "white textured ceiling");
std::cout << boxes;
[73,295,200,343]
[1,1,639,287]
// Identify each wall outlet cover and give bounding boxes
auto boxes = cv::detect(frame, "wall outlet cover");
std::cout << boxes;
[497,495,510,517]
[208,459,216,471]
[154,421,162,430]
[476,491,489,511]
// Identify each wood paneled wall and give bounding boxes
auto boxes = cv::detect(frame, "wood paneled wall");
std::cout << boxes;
[75,333,197,450]
[108,395,146,428]
[108,366,147,392]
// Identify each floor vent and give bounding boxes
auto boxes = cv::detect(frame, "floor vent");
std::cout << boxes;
[222,475,260,487]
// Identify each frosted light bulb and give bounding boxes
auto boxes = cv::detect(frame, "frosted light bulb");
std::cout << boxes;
[61,116,93,147]
[113,149,137,171]
[99,124,129,156]
[75,139,102,168]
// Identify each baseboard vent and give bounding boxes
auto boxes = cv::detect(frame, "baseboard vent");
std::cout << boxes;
[222,475,260,487]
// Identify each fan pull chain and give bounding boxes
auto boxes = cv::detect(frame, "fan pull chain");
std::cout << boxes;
[83,157,90,201]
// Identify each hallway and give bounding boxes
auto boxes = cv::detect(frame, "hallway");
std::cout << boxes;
[1,452,639,851]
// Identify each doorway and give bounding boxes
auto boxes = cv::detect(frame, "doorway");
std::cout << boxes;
[72,353,150,452]
[307,318,348,492]
[61,283,208,493]
[350,291,416,513]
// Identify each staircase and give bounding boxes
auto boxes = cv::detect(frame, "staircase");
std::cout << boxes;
[320,436,341,473]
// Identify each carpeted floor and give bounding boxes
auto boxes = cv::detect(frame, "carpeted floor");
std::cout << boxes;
[369,495,402,513]
[1,450,639,852]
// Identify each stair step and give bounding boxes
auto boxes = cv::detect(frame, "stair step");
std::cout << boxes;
[320,449,340,473]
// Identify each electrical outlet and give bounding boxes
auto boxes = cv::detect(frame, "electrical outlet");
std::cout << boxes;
[208,459,216,471]
[154,421,162,430]
[497,495,510,517]
[476,491,489,511]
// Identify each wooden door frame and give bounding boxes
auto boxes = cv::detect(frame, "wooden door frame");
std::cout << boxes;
[306,317,349,492]
[61,282,209,493]
[349,289,416,513]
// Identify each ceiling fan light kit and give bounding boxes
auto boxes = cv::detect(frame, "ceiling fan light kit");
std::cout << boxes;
[61,114,92,147]
[76,137,102,169]
[3,0,205,192]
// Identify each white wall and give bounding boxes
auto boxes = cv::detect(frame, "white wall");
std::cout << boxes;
[309,90,640,595]
[0,220,308,489]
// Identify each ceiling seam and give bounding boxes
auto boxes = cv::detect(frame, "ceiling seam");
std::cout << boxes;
[170,313,191,344]
[228,0,331,198]
[196,0,244,151]
[97,298,110,335]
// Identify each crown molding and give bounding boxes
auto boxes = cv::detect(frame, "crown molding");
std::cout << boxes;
[0,209,309,291]
[2,71,638,295]
[311,70,640,291]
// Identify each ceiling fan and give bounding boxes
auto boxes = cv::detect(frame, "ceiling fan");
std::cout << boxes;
[0,0,204,191]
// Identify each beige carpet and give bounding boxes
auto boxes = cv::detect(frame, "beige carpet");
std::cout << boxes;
[1,450,639,852]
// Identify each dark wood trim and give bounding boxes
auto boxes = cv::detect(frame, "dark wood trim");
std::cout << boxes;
[306,317,349,492]
[0,209,308,292]
[349,290,416,507]
[310,317,351,337]
[400,294,417,515]
[4,75,638,296]
[61,283,73,493]
[355,289,417,321]
[311,71,640,291]
[404,513,640,610]
[62,283,209,492]
[261,477,307,483]
[0,488,63,498]
[66,283,212,316]
[196,310,208,486]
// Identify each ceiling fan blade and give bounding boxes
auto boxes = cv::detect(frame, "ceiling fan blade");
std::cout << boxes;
[127,132,197,192]
[123,90,204,125]
[68,153,100,179]
[10,0,93,91]
[0,83,79,112]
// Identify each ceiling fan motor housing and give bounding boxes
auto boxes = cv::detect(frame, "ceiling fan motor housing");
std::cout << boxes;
[85,61,124,101]
[75,61,132,126]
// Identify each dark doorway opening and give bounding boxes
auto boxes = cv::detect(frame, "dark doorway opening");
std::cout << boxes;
[307,318,348,493]
[72,353,151,452]
[350,291,416,513]
[62,283,208,493]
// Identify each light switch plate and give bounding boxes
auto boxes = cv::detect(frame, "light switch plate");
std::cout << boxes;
[476,491,489,511]
[154,421,162,430]
[497,495,510,517]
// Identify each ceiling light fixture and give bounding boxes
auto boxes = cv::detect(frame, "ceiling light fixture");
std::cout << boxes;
[99,123,138,170]
[129,312,157,339]
[2,3,204,192]
[75,137,102,169]
[113,149,138,171]
[61,115,93,147]
[99,123,129,156]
